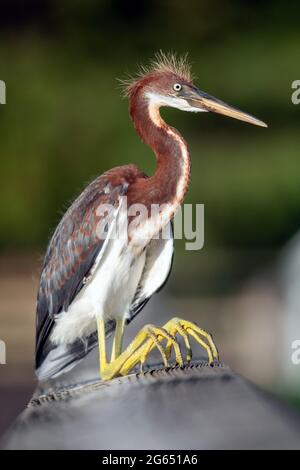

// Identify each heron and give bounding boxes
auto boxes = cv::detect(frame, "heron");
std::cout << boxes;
[35,52,267,381]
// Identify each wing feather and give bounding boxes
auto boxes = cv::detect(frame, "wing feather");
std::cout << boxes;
[35,165,141,370]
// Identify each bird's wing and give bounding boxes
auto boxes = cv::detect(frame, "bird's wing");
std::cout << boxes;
[35,165,142,370]
[128,221,174,324]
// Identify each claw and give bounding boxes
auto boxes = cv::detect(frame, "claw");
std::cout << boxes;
[144,328,169,368]
[166,322,192,362]
[162,317,219,365]
[144,325,184,368]
[118,324,183,378]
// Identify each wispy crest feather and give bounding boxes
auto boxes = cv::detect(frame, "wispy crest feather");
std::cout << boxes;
[119,51,193,97]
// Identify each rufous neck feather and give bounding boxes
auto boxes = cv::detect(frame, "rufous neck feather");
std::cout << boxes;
[129,88,191,213]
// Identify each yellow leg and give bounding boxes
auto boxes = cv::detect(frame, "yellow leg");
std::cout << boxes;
[119,328,183,376]
[97,318,107,368]
[97,318,182,381]
[164,317,219,364]
[110,319,125,362]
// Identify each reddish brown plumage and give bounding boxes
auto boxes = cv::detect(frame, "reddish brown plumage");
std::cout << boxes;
[126,71,191,211]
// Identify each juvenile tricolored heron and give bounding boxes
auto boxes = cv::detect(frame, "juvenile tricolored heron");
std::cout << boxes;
[35,53,267,381]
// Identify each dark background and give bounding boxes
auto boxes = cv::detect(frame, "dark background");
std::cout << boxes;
[1,0,300,437]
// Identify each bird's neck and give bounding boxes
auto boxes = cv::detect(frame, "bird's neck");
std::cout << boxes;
[129,93,191,215]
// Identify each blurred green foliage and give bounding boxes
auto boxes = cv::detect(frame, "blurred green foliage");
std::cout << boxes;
[0,0,299,291]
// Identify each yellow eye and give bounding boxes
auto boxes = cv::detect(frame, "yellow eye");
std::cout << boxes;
[173,83,182,92]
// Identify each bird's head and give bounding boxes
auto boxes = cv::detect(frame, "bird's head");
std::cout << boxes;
[122,52,267,128]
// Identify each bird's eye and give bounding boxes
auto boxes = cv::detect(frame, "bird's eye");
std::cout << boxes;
[173,83,182,92]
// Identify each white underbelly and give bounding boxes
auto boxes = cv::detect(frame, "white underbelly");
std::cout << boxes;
[50,240,146,346]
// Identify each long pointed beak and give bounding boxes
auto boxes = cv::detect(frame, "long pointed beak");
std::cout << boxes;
[186,88,267,128]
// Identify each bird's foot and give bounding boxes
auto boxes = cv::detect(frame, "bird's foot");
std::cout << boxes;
[100,324,183,381]
[163,317,219,364]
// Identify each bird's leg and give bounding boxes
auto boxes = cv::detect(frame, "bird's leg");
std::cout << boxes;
[97,318,182,381]
[110,319,125,362]
[97,318,108,372]
[163,317,219,364]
